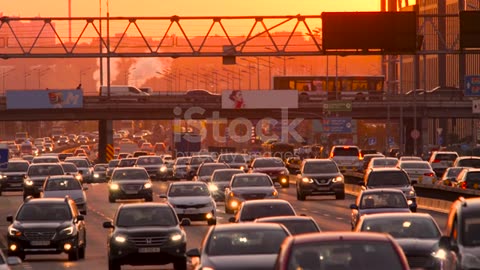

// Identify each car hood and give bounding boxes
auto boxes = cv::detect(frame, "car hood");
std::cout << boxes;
[112,180,149,184]
[168,196,212,205]
[116,226,181,235]
[359,208,411,215]
[43,190,85,201]
[302,172,341,178]
[13,220,70,229]
[395,238,439,255]
[204,254,278,270]
[231,187,275,194]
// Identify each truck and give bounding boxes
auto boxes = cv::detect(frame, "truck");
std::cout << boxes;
[173,132,201,158]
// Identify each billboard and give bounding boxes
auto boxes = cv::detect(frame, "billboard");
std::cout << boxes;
[465,75,480,96]
[222,90,298,109]
[6,89,83,109]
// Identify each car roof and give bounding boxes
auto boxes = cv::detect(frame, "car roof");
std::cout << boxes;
[113,167,145,171]
[211,222,288,232]
[289,231,395,244]
[242,199,292,206]
[360,188,406,195]
[47,175,76,180]
[358,212,434,221]
[456,156,480,160]
[302,158,334,163]
[255,216,316,222]
[368,167,404,172]
[233,172,269,177]
[118,202,171,210]
[213,168,244,173]
[170,181,207,186]
[24,197,70,204]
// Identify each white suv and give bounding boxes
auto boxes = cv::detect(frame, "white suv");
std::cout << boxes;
[329,145,362,173]
[428,151,459,177]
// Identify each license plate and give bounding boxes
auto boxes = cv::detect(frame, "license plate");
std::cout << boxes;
[184,208,198,214]
[125,190,138,194]
[315,187,331,191]
[31,241,50,246]
[138,247,160,253]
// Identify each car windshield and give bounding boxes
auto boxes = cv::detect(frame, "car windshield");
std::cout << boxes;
[17,204,72,221]
[232,176,272,187]
[168,184,210,197]
[360,193,408,209]
[367,172,410,187]
[44,178,82,191]
[191,156,214,165]
[94,164,108,171]
[401,162,431,169]
[67,160,89,168]
[361,216,441,239]
[206,228,288,256]
[108,160,120,167]
[458,159,480,168]
[287,241,404,270]
[5,162,29,172]
[333,148,359,156]
[253,159,284,168]
[61,163,78,173]
[276,220,320,235]
[211,170,243,183]
[198,164,229,177]
[303,162,338,174]
[372,159,398,166]
[175,158,190,165]
[218,155,246,163]
[445,168,464,178]
[241,204,295,221]
[28,165,64,176]
[116,207,177,227]
[112,170,148,180]
[136,157,163,165]
[118,159,137,167]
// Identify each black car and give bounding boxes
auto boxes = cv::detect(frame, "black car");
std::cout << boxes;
[108,167,153,202]
[6,196,86,261]
[23,163,65,199]
[295,158,345,200]
[0,159,29,194]
[103,203,188,270]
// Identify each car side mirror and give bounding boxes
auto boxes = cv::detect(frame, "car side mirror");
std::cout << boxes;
[186,248,201,257]
[349,204,358,210]
[438,236,452,250]
[6,215,13,223]
[102,221,114,228]
[180,218,191,226]
[228,217,236,223]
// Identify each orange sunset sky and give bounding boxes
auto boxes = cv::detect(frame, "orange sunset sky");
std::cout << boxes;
[1,0,414,17]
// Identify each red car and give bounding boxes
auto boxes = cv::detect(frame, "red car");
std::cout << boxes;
[274,232,410,270]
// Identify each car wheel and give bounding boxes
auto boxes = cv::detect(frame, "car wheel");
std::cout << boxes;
[207,219,217,226]
[173,257,187,270]
[78,246,86,259]
[145,195,153,202]
[335,192,345,200]
[108,259,121,270]
[68,248,79,261]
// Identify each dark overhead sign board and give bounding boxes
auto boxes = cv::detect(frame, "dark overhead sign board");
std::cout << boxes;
[322,11,417,54]
[460,11,480,49]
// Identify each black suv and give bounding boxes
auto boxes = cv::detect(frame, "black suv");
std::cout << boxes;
[6,196,87,261]
[103,203,187,270]
[295,158,345,200]
[23,163,65,199]
[438,197,480,270]
[362,167,417,212]
[0,159,30,195]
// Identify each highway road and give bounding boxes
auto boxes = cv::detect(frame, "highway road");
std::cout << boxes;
[0,178,448,270]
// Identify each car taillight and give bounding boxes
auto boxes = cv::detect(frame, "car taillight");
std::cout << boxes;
[424,172,435,177]
[358,154,363,161]
[461,182,467,189]
[329,153,334,159]
[432,159,441,163]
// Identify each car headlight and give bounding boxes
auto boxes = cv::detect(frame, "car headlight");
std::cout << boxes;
[408,190,416,197]
[110,183,119,190]
[272,190,278,197]
[160,166,168,173]
[170,233,183,242]
[432,249,447,260]
[114,235,127,243]
[144,182,152,189]
[0,175,5,180]
[76,175,83,181]
[93,173,100,178]
[209,184,218,192]
[8,227,22,237]
[229,191,235,197]
[302,177,314,183]
[239,166,245,171]
[61,225,74,235]
[24,179,34,186]
[332,176,344,182]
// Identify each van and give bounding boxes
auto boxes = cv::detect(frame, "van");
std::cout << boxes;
[99,85,150,96]
[329,145,362,173]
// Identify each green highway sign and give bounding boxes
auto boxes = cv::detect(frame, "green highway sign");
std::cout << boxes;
[322,101,352,112]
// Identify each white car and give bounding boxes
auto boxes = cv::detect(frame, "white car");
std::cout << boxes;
[41,175,88,215]
[329,145,362,173]
[397,160,436,184]
[162,181,216,225]
[428,151,459,177]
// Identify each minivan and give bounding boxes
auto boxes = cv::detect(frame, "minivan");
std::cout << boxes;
[99,85,150,96]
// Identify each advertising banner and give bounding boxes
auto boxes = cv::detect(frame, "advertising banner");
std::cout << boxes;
[222,90,298,109]
[6,89,83,109]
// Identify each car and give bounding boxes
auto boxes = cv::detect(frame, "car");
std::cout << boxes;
[92,163,108,183]
[248,157,290,188]
[64,157,94,183]
[350,188,414,230]
[108,167,153,202]
[362,167,417,212]
[102,203,187,270]
[295,158,345,201]
[453,156,480,168]
[254,216,321,235]
[134,155,165,180]
[6,196,87,261]
[428,151,459,177]
[455,168,480,190]
[224,173,279,214]
[187,223,291,270]
[329,145,363,173]
[161,181,217,225]
[186,155,215,180]
[41,175,88,215]
[23,163,65,199]
[60,162,83,183]
[397,160,436,184]
[436,166,465,186]
[31,156,61,164]
[354,212,453,270]
[438,197,480,270]
[273,232,410,270]
[173,157,191,179]
[229,199,296,223]
[0,159,29,194]
[361,153,385,173]
[208,168,244,201]
[366,157,399,170]
[193,162,230,182]
[216,153,248,171]
[106,159,120,179]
